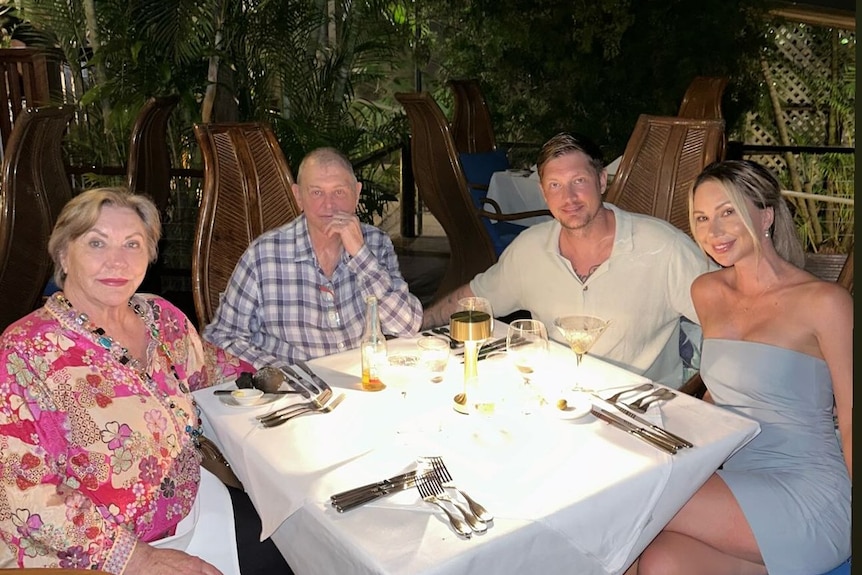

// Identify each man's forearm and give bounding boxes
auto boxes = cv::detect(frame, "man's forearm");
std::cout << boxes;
[420,284,474,330]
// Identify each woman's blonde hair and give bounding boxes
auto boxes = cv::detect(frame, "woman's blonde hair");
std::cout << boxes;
[689,160,804,268]
[48,187,162,287]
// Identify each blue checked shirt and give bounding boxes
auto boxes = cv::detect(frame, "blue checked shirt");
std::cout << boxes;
[203,215,422,366]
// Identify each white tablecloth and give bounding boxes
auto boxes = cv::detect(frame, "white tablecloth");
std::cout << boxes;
[194,327,758,575]
[486,157,622,227]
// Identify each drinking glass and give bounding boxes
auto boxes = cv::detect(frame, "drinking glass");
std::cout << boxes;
[506,319,549,413]
[506,319,549,384]
[417,337,450,383]
[553,315,610,392]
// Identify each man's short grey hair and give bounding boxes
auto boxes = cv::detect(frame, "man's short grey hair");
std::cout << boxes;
[296,147,357,185]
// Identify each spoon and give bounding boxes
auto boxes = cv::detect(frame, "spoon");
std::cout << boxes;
[213,368,303,395]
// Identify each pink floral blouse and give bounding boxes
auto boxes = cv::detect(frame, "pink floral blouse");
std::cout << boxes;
[0,293,252,573]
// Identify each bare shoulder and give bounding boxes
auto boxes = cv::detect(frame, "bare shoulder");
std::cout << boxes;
[691,268,731,300]
[791,274,853,321]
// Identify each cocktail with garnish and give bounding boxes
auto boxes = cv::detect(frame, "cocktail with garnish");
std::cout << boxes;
[553,315,610,392]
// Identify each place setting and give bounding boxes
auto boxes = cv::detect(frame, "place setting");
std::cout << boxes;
[329,455,493,539]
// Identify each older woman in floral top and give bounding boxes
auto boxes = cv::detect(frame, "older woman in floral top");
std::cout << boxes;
[0,188,280,575]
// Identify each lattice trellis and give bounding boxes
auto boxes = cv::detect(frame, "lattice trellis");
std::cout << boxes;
[732,21,855,253]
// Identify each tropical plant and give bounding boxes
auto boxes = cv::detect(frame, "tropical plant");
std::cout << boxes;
[751,21,855,253]
[14,0,414,221]
[415,0,769,160]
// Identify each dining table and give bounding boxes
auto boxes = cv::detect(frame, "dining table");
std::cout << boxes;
[486,157,622,227]
[193,324,759,575]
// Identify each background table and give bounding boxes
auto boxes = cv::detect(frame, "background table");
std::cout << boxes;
[195,328,758,575]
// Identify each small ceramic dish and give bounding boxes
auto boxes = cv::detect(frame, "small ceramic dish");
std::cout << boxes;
[230,388,264,406]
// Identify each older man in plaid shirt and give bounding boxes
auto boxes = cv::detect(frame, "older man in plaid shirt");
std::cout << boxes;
[204,147,422,366]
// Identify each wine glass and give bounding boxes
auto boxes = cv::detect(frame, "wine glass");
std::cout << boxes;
[506,319,549,383]
[553,315,610,392]
[507,319,549,414]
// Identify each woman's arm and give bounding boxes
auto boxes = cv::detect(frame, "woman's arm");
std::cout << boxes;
[814,283,853,480]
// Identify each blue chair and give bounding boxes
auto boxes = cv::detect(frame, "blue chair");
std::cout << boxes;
[818,558,850,575]
[396,91,552,301]
[459,150,527,255]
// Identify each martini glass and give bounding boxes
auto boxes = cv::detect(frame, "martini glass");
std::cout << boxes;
[553,315,610,392]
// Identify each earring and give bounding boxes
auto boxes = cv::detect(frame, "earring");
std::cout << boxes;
[764,230,771,238]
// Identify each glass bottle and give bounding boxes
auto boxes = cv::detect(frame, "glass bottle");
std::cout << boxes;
[360,296,387,391]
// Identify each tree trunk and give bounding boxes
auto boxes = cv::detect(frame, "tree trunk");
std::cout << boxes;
[82,0,111,126]
[201,0,238,123]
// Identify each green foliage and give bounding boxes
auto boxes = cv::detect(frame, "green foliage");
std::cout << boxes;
[419,0,769,160]
[16,0,415,222]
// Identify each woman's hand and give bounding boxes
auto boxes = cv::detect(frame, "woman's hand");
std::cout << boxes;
[125,542,223,575]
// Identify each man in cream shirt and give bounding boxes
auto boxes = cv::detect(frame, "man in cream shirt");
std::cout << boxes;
[422,133,712,388]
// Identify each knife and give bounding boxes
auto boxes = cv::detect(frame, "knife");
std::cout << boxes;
[591,407,678,455]
[333,475,418,512]
[330,470,418,502]
[456,337,504,357]
[281,365,317,396]
[457,336,527,362]
[479,336,529,359]
[591,393,694,449]
[294,360,332,393]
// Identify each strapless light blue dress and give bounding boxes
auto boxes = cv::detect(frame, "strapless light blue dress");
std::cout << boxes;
[701,339,850,575]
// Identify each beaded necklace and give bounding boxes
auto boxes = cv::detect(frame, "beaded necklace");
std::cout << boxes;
[52,293,202,445]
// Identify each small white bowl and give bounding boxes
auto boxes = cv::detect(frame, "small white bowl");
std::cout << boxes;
[230,388,264,406]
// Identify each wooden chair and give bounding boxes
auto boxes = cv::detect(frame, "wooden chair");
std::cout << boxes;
[605,114,726,236]
[127,95,180,295]
[680,243,854,398]
[677,76,729,120]
[0,105,75,332]
[0,48,64,156]
[395,91,549,302]
[447,79,498,154]
[191,122,301,328]
[127,95,180,215]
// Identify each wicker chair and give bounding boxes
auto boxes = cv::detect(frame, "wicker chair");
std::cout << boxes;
[0,105,75,332]
[605,114,726,236]
[126,95,180,215]
[677,76,729,120]
[395,92,550,302]
[191,122,301,328]
[447,79,498,154]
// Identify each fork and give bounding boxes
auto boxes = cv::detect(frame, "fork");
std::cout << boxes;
[603,382,654,405]
[257,388,332,423]
[260,393,344,428]
[627,389,676,413]
[416,474,472,538]
[421,456,493,522]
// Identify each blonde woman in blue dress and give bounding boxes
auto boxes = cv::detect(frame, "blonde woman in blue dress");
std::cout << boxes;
[627,160,851,575]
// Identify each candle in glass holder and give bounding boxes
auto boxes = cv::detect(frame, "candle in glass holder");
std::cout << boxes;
[449,310,491,413]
